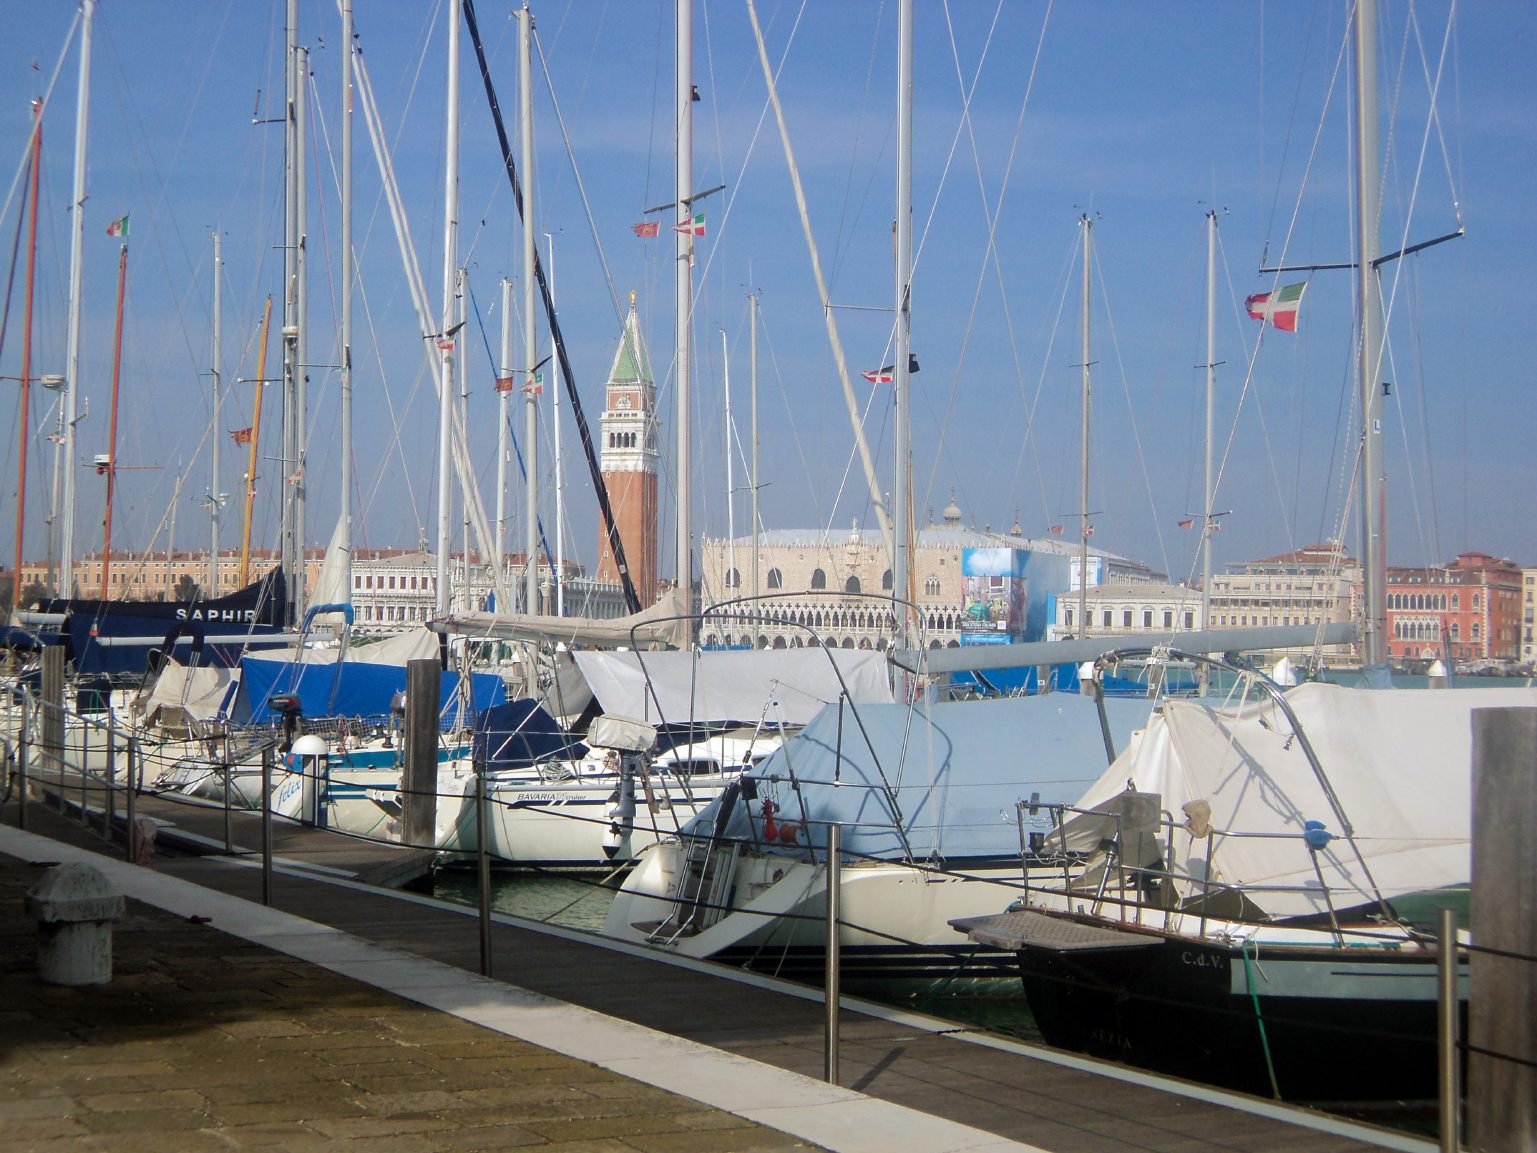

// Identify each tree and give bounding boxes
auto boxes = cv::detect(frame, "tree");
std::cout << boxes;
[18,580,49,611]
[173,574,201,602]
[0,572,11,616]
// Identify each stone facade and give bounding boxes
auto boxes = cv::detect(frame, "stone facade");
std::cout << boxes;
[1047,581,1203,641]
[595,300,660,605]
[1205,543,1360,667]
[1386,552,1524,665]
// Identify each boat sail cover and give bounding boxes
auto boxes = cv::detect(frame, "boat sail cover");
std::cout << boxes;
[571,647,894,728]
[1052,682,1537,919]
[696,692,1155,862]
[431,587,690,650]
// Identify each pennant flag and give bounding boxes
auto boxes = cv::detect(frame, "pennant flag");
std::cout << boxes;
[230,427,254,445]
[1085,526,1096,538]
[1177,517,1194,529]
[632,221,660,238]
[494,375,516,393]
[521,370,544,396]
[1245,281,1307,332]
[1047,524,1064,536]
[105,214,129,238]
[673,213,706,236]
[860,355,921,384]
[436,338,455,351]
[1210,521,1222,533]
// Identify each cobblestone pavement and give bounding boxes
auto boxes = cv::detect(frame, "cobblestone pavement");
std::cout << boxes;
[1,852,823,1153]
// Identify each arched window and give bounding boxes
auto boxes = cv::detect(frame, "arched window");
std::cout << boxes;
[845,574,861,594]
[881,569,893,591]
[841,637,855,650]
[767,567,783,590]
[772,635,787,649]
[810,568,827,590]
[725,567,740,588]
[924,576,941,597]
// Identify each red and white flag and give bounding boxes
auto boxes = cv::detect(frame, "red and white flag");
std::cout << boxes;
[673,213,706,236]
[632,221,660,238]
[1245,281,1307,332]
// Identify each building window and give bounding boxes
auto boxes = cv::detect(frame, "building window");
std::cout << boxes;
[1163,610,1173,628]
[767,568,783,590]
[1142,610,1153,629]
[1122,610,1133,628]
[811,568,827,590]
[845,575,861,594]
[1102,610,1112,627]
[725,568,740,589]
[924,576,940,597]
[1064,608,1074,629]
[882,569,893,591]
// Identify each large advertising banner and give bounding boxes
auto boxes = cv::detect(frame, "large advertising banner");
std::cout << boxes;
[960,548,1029,645]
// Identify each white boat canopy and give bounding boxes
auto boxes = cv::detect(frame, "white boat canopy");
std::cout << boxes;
[430,587,689,650]
[1053,681,1537,919]
[572,647,894,727]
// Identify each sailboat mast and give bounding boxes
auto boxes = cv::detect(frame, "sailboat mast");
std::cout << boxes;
[1078,214,1093,638]
[722,328,734,586]
[294,43,310,618]
[436,0,461,613]
[749,292,759,605]
[1354,0,1387,672]
[238,298,273,587]
[549,232,563,616]
[280,0,300,621]
[1202,210,1216,638]
[519,4,539,617]
[14,101,41,598]
[893,0,914,648]
[339,0,354,601]
[496,276,511,581]
[674,0,693,618]
[101,242,127,598]
[60,0,95,599]
[210,231,222,595]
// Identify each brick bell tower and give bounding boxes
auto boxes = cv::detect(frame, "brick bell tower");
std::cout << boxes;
[596,294,659,604]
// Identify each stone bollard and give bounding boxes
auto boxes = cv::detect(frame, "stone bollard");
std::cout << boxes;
[131,817,158,865]
[25,863,125,986]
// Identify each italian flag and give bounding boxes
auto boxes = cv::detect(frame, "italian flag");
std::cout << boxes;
[673,213,706,237]
[1245,281,1307,332]
[105,214,129,239]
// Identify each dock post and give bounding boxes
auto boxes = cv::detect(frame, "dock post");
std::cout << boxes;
[402,658,440,851]
[261,743,274,906]
[222,734,232,854]
[1469,707,1537,1152]
[124,739,137,862]
[1438,906,1460,1153]
[824,822,841,1085]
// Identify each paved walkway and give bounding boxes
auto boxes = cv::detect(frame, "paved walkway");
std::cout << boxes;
[1,798,1427,1153]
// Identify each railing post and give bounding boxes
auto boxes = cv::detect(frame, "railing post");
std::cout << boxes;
[104,721,117,838]
[1438,906,1460,1153]
[15,694,29,831]
[824,822,841,1085]
[478,763,493,978]
[222,733,233,854]
[261,743,274,906]
[124,738,138,863]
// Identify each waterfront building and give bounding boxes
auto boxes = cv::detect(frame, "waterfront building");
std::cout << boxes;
[1205,543,1360,667]
[699,501,1156,651]
[1523,567,1537,668]
[1386,552,1523,665]
[1047,580,1203,641]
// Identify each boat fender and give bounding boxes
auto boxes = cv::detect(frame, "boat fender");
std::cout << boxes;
[1302,820,1332,851]
[761,798,779,841]
[776,821,799,845]
[600,822,623,858]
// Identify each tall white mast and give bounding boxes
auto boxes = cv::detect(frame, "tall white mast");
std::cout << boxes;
[435,0,461,614]
[1077,213,1093,638]
[674,0,694,617]
[339,0,354,601]
[496,276,511,585]
[749,292,759,605]
[1202,210,1216,639]
[209,231,223,595]
[548,231,564,617]
[294,43,309,617]
[892,0,914,647]
[519,5,540,617]
[60,0,95,599]
[1354,0,1387,673]
[722,328,734,587]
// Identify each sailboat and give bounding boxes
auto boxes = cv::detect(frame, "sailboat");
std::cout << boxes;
[951,0,1521,1103]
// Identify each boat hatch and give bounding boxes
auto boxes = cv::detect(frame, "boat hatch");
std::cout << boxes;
[951,910,1161,954]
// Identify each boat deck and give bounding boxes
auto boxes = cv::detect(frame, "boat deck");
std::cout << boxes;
[7,784,1425,1153]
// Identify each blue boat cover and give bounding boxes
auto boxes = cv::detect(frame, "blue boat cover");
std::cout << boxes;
[473,700,589,769]
[707,692,1156,862]
[236,654,505,726]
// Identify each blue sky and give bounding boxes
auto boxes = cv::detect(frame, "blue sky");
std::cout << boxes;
[1,1,1532,591]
